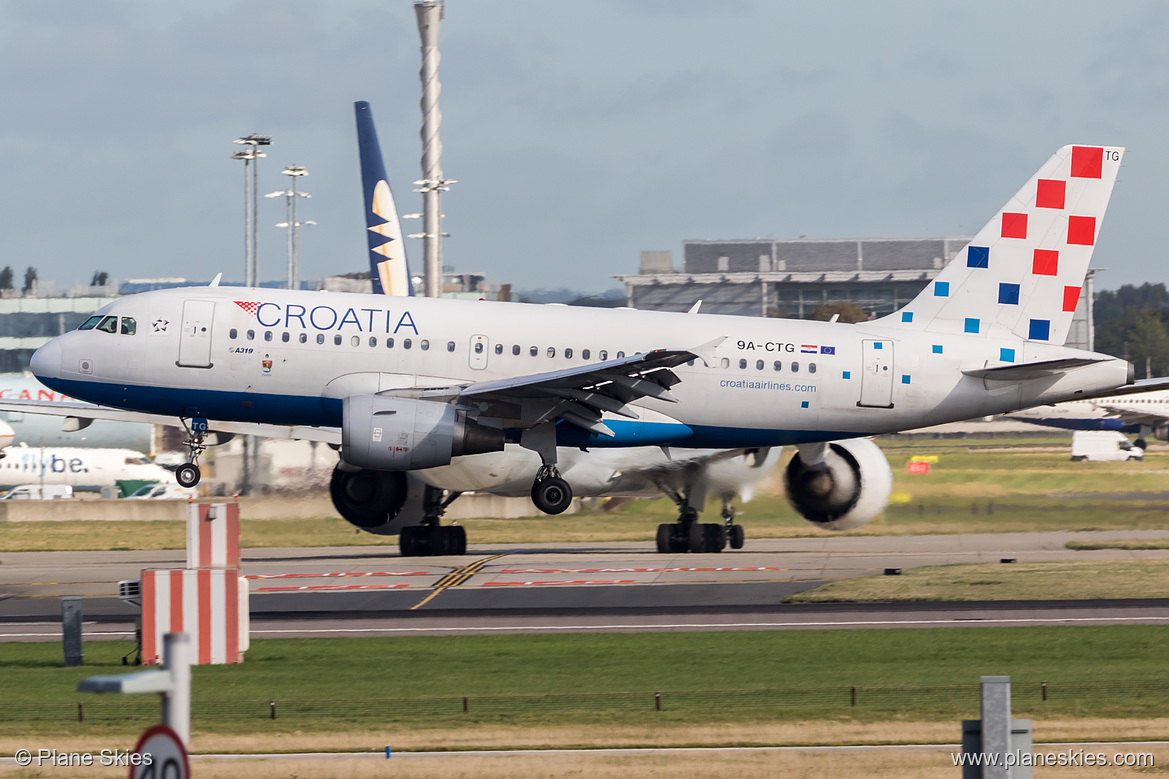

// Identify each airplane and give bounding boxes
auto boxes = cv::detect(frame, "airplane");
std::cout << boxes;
[1006,388,1169,447]
[354,100,781,554]
[0,143,1159,559]
[0,373,153,450]
[0,443,175,492]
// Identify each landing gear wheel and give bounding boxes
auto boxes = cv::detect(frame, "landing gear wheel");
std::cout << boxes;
[729,524,745,550]
[175,463,201,488]
[708,523,727,552]
[656,523,672,554]
[688,522,707,554]
[1135,438,1149,450]
[449,525,467,555]
[399,526,418,557]
[532,476,573,515]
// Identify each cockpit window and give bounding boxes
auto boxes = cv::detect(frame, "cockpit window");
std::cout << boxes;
[124,456,149,466]
[95,316,118,334]
[120,317,136,335]
[78,315,102,331]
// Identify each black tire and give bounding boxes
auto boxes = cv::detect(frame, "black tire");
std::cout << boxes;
[656,524,672,553]
[430,525,448,555]
[729,524,745,550]
[531,476,573,515]
[176,463,200,488]
[399,526,417,557]
[688,522,706,554]
[706,523,726,552]
[451,525,467,555]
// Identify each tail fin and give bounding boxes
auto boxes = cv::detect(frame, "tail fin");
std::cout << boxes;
[355,101,414,297]
[889,145,1123,345]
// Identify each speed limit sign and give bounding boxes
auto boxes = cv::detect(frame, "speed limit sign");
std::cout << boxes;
[130,725,189,779]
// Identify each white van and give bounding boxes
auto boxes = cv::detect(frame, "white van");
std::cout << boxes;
[1071,431,1144,462]
[125,481,197,500]
[1,484,74,500]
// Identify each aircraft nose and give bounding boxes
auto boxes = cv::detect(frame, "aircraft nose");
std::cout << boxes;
[30,339,62,381]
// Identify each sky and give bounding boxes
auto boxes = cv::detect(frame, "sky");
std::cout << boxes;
[1,0,1167,294]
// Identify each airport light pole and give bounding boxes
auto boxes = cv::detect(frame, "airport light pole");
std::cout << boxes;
[415,0,456,298]
[265,166,314,290]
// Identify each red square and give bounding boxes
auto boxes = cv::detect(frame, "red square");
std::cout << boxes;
[1001,212,1028,239]
[1035,179,1066,209]
[1033,249,1059,276]
[1067,215,1096,245]
[1071,146,1103,179]
[1062,285,1081,312]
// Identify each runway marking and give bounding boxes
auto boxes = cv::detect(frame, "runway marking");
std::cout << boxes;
[240,615,1169,635]
[501,567,787,573]
[0,631,134,638]
[410,553,506,610]
[485,580,638,586]
[245,571,432,579]
[255,583,415,592]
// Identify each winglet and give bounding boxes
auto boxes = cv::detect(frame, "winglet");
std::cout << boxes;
[688,336,726,368]
[355,101,414,297]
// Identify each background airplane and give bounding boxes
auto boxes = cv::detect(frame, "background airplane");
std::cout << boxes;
[0,374,152,451]
[1007,388,1169,447]
[0,443,174,493]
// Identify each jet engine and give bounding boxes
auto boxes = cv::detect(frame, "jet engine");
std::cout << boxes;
[1154,423,1169,442]
[783,438,893,531]
[341,394,504,471]
[330,465,434,535]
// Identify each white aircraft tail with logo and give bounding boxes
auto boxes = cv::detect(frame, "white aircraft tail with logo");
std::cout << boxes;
[886,145,1122,347]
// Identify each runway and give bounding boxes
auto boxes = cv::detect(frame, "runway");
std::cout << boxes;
[3,530,1169,640]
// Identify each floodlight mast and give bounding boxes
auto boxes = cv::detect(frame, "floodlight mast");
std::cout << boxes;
[266,165,312,290]
[415,0,455,298]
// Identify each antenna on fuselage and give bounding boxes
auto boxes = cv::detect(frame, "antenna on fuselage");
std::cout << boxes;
[209,273,222,287]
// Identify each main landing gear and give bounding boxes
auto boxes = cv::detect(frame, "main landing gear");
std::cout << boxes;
[400,485,466,557]
[654,489,745,554]
[531,465,573,515]
[175,418,207,489]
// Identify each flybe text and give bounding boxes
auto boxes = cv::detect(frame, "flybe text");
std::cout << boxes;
[251,303,419,335]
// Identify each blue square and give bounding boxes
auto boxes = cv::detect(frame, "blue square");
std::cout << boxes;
[901,374,911,385]
[932,344,943,354]
[964,318,979,334]
[998,283,1020,305]
[842,371,851,379]
[1029,319,1050,340]
[1000,348,1016,362]
[967,246,989,268]
[901,311,913,323]
[874,342,883,350]
[800,401,809,409]
[934,281,950,297]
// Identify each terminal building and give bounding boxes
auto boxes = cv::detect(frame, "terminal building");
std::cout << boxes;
[616,237,1096,351]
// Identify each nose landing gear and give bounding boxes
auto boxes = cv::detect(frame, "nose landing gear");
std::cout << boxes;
[175,417,208,488]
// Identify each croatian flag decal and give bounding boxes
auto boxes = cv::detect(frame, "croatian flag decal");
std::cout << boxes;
[801,344,818,354]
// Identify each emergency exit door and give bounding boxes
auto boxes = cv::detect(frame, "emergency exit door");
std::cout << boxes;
[857,339,894,408]
[469,335,489,370]
[177,300,215,368]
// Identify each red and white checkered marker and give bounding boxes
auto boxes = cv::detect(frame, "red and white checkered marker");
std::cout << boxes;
[141,568,249,665]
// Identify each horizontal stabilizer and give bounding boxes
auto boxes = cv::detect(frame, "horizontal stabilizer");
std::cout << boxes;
[962,357,1108,381]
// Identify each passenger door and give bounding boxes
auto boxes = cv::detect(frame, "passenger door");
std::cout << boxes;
[177,300,216,368]
[857,339,894,408]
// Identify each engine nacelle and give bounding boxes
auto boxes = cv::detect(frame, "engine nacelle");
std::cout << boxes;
[341,395,504,471]
[783,438,892,531]
[330,465,434,535]
[1155,423,1169,442]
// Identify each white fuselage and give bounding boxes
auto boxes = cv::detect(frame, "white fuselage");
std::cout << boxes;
[30,286,1132,450]
[0,444,173,490]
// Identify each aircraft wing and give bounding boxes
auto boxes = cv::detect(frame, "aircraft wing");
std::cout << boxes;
[0,399,341,445]
[388,342,721,438]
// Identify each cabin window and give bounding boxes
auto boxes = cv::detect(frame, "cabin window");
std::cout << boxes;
[369,337,377,347]
[334,334,342,346]
[565,348,573,359]
[582,349,590,360]
[229,329,238,340]
[449,341,458,353]
[738,359,747,370]
[316,334,325,345]
[547,347,556,358]
[474,342,484,354]
[791,362,800,373]
[494,343,503,355]
[756,360,764,370]
[96,316,118,334]
[809,362,817,374]
[721,358,730,369]
[120,317,136,335]
[246,330,255,341]
[282,332,290,343]
[350,336,359,347]
[421,340,430,351]
[386,338,394,349]
[265,331,273,342]
[512,345,521,356]
[299,333,307,344]
[78,315,102,331]
[599,350,608,361]
[617,351,625,359]
[529,346,538,357]
[774,361,782,372]
[404,338,412,350]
